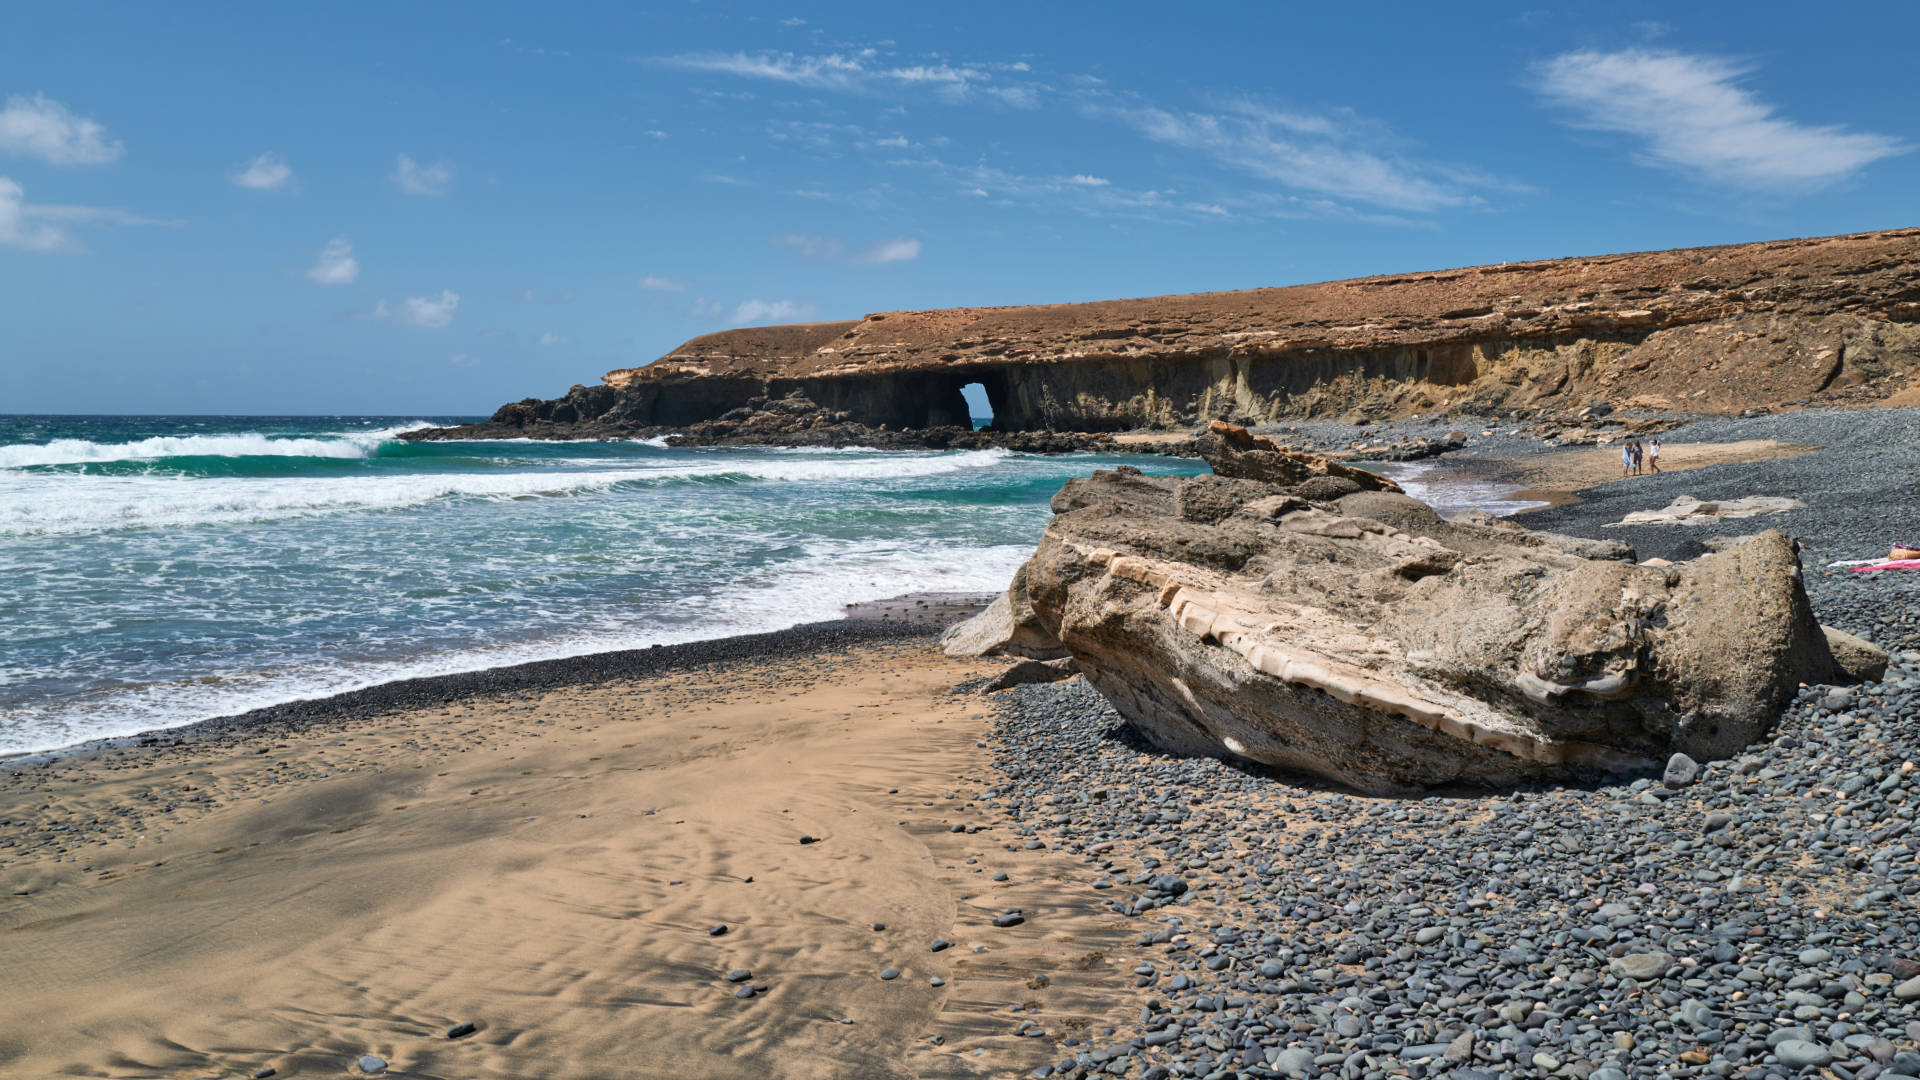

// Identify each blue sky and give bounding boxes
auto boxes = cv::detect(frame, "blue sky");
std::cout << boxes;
[2,2,1915,415]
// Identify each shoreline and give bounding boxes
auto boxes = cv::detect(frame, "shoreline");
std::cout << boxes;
[0,628,1146,1079]
[1,608,983,773]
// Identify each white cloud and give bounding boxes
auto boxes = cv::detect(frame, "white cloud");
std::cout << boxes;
[392,154,454,196]
[1533,48,1908,188]
[306,237,359,284]
[665,50,874,91]
[1067,174,1110,186]
[639,275,686,291]
[775,234,921,265]
[0,175,173,252]
[778,16,807,26]
[643,129,669,139]
[775,233,845,259]
[1109,99,1478,212]
[857,237,920,264]
[448,353,481,367]
[537,331,568,346]
[0,94,123,165]
[731,298,808,325]
[372,289,460,328]
[231,151,294,191]
[0,176,67,250]
[659,48,1044,107]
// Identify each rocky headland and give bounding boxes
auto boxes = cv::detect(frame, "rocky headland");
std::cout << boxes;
[406,228,1920,448]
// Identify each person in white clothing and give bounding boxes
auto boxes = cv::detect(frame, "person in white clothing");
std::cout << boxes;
[1648,438,1661,473]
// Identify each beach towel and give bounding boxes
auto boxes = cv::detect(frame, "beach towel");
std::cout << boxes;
[1850,559,1920,573]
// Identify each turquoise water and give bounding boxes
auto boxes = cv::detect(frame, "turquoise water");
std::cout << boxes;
[0,415,1206,755]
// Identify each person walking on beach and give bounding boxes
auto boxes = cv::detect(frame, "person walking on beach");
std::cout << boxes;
[1648,438,1661,473]
[1633,440,1645,476]
[1621,440,1633,478]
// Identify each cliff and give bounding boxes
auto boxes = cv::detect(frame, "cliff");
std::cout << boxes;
[417,228,1920,440]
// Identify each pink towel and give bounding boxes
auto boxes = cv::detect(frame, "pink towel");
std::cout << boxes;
[1850,559,1920,573]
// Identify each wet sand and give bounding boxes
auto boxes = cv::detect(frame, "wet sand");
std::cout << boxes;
[0,626,1143,1079]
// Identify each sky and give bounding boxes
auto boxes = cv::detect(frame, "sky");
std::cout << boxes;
[2,2,1915,416]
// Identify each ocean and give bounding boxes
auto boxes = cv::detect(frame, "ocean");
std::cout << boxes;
[0,415,1532,757]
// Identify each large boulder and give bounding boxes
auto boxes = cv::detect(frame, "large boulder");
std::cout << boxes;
[1019,467,1835,793]
[939,562,1068,660]
[1206,421,1403,492]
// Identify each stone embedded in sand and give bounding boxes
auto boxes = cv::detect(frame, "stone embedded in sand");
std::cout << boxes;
[356,1055,388,1076]
[1010,465,1836,793]
[1823,625,1891,682]
[445,1021,477,1039]
[1605,494,1806,527]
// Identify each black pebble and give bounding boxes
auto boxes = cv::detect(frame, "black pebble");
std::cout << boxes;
[446,1021,477,1039]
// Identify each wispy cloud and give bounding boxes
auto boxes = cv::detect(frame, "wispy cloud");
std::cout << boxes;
[392,154,454,196]
[537,331,569,346]
[0,94,122,165]
[1105,98,1484,213]
[306,237,359,284]
[1532,48,1908,189]
[639,275,686,291]
[659,49,1044,107]
[859,237,920,264]
[372,289,460,328]
[731,298,810,325]
[775,233,922,265]
[231,151,294,191]
[0,175,173,252]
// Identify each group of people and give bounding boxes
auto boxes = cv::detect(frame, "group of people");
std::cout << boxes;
[1620,437,1660,476]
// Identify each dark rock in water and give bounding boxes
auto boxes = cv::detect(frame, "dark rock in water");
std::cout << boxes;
[446,1021,477,1039]
[798,834,818,845]
[879,967,901,980]
[726,968,752,983]
[992,911,1026,927]
[251,1070,277,1080]
[1663,752,1701,788]
[707,923,729,937]
[930,938,952,952]
[1011,461,1834,792]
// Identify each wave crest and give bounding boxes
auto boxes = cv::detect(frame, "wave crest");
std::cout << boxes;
[0,424,433,469]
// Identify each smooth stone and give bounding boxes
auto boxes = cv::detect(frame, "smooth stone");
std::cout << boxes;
[726,969,752,983]
[880,968,901,980]
[356,1056,387,1076]
[1894,976,1920,1001]
[445,1021,477,1039]
[1610,952,1674,980]
[1665,752,1701,788]
[931,938,953,952]
[1775,1040,1833,1068]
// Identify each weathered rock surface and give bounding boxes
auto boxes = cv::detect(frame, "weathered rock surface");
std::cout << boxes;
[1823,625,1891,682]
[1606,494,1807,527]
[939,563,1070,661]
[1013,464,1836,792]
[1205,421,1403,492]
[408,228,1920,443]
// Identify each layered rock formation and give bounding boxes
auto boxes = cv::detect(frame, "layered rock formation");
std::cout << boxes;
[971,443,1838,792]
[410,228,1920,443]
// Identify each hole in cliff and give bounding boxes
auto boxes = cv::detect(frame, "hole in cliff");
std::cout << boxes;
[961,382,994,430]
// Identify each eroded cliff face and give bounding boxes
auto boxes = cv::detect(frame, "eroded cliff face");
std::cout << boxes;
[449,228,1920,438]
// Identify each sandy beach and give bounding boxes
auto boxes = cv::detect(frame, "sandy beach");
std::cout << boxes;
[0,623,1145,1079]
